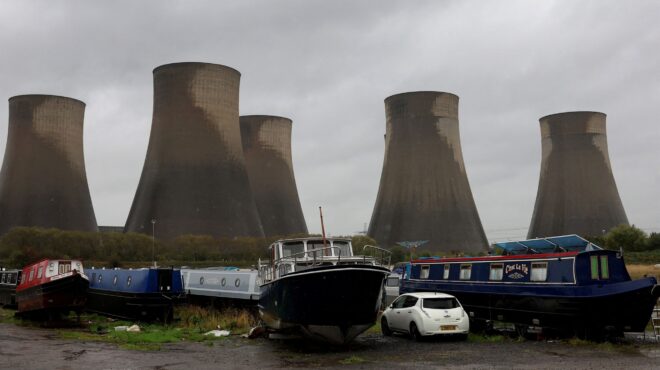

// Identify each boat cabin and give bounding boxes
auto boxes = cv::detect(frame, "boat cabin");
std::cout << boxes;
[260,237,390,283]
[17,259,85,292]
[405,235,629,286]
[0,268,21,307]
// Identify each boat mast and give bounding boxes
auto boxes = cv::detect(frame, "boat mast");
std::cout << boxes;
[319,206,328,252]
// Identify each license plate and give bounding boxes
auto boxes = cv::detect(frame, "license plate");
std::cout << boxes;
[440,325,457,331]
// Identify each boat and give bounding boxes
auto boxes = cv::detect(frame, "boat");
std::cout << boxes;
[0,268,21,308]
[85,267,185,322]
[181,267,260,305]
[16,259,89,317]
[399,234,660,338]
[258,237,391,344]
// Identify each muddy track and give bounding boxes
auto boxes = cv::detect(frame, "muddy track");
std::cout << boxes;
[1,324,659,369]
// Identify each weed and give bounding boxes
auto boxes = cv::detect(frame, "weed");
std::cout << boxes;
[339,355,367,365]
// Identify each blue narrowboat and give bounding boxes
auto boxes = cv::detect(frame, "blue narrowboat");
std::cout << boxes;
[85,267,185,323]
[0,268,21,308]
[400,235,660,337]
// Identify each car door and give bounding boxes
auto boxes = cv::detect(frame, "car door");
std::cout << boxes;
[400,296,419,330]
[388,295,408,330]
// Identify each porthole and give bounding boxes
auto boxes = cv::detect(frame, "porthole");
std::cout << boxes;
[234,278,240,287]
[199,276,204,285]
[127,276,132,286]
[98,275,103,284]
[113,275,118,286]
[221,278,226,287]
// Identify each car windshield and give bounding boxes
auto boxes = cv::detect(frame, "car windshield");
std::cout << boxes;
[422,297,459,309]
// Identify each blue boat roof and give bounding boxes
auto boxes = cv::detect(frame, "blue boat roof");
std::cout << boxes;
[494,234,602,255]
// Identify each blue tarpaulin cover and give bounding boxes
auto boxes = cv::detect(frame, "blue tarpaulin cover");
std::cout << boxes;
[494,234,601,255]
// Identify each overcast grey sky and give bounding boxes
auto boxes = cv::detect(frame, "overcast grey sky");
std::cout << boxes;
[0,0,658,243]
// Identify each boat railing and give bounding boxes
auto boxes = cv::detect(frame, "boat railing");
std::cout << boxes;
[362,245,392,267]
[260,247,342,281]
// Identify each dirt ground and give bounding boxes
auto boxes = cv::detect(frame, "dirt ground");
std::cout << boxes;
[1,323,659,369]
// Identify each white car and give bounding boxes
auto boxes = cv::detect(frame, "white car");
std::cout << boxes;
[381,292,469,341]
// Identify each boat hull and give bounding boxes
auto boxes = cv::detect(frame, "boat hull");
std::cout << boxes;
[16,273,88,315]
[259,265,390,344]
[401,277,659,335]
[0,285,17,308]
[86,289,183,322]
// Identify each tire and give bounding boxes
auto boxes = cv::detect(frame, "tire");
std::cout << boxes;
[381,317,392,337]
[410,322,423,342]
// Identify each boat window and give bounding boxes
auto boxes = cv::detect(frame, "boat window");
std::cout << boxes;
[420,265,430,279]
[113,275,118,286]
[59,262,71,275]
[460,264,472,280]
[199,276,204,285]
[221,278,226,287]
[29,268,34,282]
[279,263,292,276]
[235,278,240,287]
[402,296,419,308]
[423,297,459,309]
[600,256,609,279]
[332,241,352,257]
[443,265,450,279]
[10,274,17,284]
[590,256,599,280]
[386,276,399,287]
[281,242,304,258]
[1,273,5,283]
[127,276,132,286]
[531,262,548,282]
[489,263,503,280]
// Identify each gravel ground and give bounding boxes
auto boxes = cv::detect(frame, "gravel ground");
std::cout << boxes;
[1,323,659,369]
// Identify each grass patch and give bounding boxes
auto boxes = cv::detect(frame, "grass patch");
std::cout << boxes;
[468,333,506,343]
[2,305,259,351]
[339,355,367,365]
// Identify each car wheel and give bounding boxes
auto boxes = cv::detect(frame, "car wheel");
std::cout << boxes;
[381,317,392,337]
[409,322,422,342]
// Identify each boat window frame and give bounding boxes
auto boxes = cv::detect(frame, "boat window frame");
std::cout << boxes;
[459,264,472,280]
[37,266,43,279]
[600,255,609,279]
[420,265,430,279]
[530,262,548,282]
[1,273,5,284]
[590,255,599,280]
[489,263,504,281]
[443,264,450,279]
[29,268,35,282]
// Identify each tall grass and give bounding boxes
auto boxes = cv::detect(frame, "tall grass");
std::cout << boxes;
[627,264,659,280]
[177,305,259,334]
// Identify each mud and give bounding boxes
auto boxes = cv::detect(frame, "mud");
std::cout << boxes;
[1,323,659,369]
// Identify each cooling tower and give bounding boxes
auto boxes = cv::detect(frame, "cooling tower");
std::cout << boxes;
[125,62,264,240]
[528,111,628,238]
[0,95,98,234]
[240,115,308,236]
[368,91,488,253]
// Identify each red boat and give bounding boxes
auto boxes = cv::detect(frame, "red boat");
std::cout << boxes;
[16,259,89,317]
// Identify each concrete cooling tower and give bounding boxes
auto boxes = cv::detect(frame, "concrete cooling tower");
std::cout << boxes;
[528,111,628,238]
[240,115,308,236]
[0,95,98,234]
[125,62,264,240]
[368,91,488,253]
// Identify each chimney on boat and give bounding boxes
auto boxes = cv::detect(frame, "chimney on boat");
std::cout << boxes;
[0,95,98,234]
[125,62,264,239]
[240,115,308,236]
[368,91,488,253]
[528,111,629,238]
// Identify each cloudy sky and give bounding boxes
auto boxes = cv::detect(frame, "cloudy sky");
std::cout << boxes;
[0,0,658,243]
